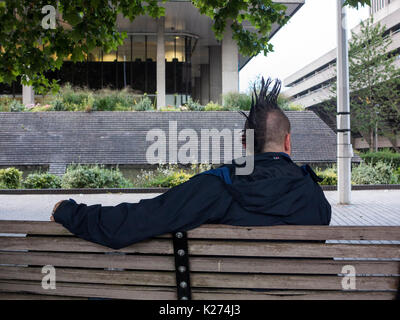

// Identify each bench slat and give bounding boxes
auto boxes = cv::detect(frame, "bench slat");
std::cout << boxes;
[192,289,397,300]
[0,280,176,300]
[0,292,83,300]
[1,252,399,275]
[0,280,396,300]
[1,236,399,258]
[1,221,400,241]
[0,266,398,291]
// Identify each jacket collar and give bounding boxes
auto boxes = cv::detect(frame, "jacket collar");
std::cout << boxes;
[254,152,292,162]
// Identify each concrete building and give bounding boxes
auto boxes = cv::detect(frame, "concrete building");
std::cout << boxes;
[0,1,304,108]
[284,0,400,110]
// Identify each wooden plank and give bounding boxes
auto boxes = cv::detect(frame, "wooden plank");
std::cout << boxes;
[0,236,173,254]
[2,221,400,241]
[0,292,83,300]
[188,225,400,241]
[1,236,399,258]
[0,280,395,300]
[0,280,176,300]
[191,289,397,300]
[188,241,400,259]
[0,251,175,271]
[0,266,397,290]
[0,221,71,235]
[1,252,399,275]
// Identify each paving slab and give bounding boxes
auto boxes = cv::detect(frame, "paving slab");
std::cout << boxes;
[1,190,399,226]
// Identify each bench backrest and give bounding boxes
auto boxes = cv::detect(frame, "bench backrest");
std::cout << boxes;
[0,221,399,300]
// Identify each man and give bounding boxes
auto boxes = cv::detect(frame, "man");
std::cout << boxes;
[51,78,331,249]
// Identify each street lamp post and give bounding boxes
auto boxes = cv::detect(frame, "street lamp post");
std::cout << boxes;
[336,0,353,204]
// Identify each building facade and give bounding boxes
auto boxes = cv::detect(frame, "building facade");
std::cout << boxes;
[0,1,304,108]
[284,0,400,109]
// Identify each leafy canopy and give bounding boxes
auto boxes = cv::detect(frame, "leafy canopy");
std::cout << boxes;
[0,0,371,93]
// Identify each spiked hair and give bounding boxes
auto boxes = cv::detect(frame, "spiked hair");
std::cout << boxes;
[241,77,290,154]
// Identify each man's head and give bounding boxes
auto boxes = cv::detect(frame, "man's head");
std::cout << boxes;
[241,77,291,155]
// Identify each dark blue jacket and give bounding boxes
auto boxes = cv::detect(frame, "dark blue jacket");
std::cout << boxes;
[54,152,331,249]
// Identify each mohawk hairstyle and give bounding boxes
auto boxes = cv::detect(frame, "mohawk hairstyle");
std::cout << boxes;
[241,77,290,154]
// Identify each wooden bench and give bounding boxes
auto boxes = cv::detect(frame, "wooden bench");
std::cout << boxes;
[0,220,399,300]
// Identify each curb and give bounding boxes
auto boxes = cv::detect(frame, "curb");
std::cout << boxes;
[1,185,400,194]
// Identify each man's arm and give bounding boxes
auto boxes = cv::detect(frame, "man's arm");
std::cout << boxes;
[52,175,232,249]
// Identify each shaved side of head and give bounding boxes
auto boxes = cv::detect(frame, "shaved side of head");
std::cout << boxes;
[263,109,291,152]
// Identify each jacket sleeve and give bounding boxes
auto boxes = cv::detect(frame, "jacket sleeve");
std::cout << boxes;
[53,175,232,249]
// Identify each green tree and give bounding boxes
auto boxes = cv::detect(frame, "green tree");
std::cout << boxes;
[347,17,400,151]
[0,0,370,94]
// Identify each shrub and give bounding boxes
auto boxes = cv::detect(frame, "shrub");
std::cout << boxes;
[51,98,66,111]
[316,167,337,185]
[360,150,400,168]
[0,167,23,189]
[160,105,179,112]
[10,99,25,112]
[23,173,62,189]
[0,97,11,111]
[352,161,394,185]
[28,104,55,112]
[204,102,227,111]
[61,165,133,189]
[133,95,153,111]
[0,97,25,112]
[134,164,198,188]
[389,167,400,184]
[185,98,204,111]
[148,171,192,187]
[59,84,90,108]
[223,92,251,110]
[286,104,305,111]
[93,90,132,111]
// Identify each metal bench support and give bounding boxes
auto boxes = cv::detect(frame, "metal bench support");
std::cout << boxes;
[172,231,192,300]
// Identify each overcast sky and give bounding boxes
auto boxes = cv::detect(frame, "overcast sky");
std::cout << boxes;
[239,0,370,92]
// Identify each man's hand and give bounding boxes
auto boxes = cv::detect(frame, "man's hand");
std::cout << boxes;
[51,200,65,221]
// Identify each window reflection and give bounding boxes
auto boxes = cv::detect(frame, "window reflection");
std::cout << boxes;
[2,34,195,96]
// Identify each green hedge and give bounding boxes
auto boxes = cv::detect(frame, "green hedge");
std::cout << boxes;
[61,165,133,189]
[352,161,398,185]
[223,92,252,111]
[0,167,22,189]
[23,173,62,189]
[316,168,337,186]
[147,171,192,188]
[360,150,400,168]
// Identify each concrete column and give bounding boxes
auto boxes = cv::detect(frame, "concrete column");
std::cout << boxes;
[22,83,34,106]
[209,46,222,104]
[336,0,352,205]
[156,17,166,109]
[222,23,239,102]
[200,64,210,105]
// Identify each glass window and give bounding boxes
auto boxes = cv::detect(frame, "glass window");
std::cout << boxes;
[103,50,117,62]
[132,35,145,61]
[88,48,102,62]
[165,36,185,62]
[146,35,157,61]
[117,37,132,62]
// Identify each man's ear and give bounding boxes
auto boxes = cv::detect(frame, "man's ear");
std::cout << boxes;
[284,133,291,155]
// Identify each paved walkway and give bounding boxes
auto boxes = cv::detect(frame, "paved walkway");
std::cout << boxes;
[1,190,400,226]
